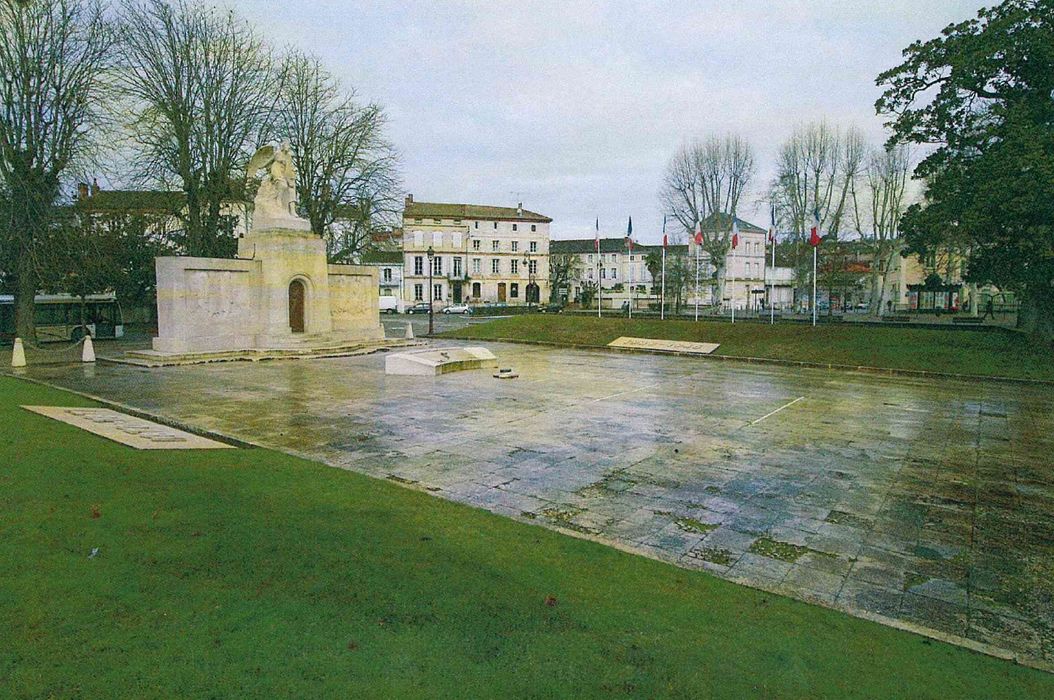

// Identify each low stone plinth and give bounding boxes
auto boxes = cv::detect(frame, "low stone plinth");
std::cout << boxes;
[385,346,497,376]
[115,338,414,367]
[607,336,720,355]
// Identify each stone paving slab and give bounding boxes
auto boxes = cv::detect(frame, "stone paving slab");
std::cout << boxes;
[15,341,1054,669]
[21,406,233,450]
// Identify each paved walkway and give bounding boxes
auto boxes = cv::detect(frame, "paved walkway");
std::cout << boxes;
[17,342,1054,667]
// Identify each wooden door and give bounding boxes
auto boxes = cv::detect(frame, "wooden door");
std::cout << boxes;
[289,280,305,333]
[497,283,506,302]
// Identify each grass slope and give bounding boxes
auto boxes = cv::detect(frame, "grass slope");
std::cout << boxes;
[1,374,1051,698]
[440,315,1054,381]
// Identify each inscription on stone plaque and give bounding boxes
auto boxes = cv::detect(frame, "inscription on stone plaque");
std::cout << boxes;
[22,406,234,450]
[607,336,720,355]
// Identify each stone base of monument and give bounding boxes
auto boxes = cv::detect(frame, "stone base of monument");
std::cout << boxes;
[385,346,497,376]
[116,337,418,367]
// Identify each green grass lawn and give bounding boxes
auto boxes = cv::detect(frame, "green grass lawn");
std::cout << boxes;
[1,375,1051,698]
[439,315,1054,381]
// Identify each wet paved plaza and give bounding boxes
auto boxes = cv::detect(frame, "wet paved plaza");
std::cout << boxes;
[18,342,1054,666]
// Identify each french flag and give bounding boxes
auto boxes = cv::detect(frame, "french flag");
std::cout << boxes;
[595,217,600,252]
[694,219,702,246]
[731,220,739,249]
[809,209,822,247]
[769,205,776,244]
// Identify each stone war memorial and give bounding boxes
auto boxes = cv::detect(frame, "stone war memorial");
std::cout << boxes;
[130,143,384,364]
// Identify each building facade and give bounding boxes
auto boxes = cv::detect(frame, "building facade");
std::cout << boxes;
[401,195,551,307]
[359,250,404,301]
[552,214,794,311]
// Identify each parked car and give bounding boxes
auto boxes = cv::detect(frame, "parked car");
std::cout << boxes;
[405,302,432,314]
[539,303,564,314]
[441,304,472,315]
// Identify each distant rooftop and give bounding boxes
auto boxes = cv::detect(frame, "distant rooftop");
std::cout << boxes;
[698,212,767,234]
[403,194,552,223]
[359,250,403,264]
[550,237,688,255]
[551,237,643,254]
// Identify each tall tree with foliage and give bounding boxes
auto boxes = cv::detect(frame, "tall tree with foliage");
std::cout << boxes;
[0,0,112,340]
[877,0,1054,341]
[276,52,400,263]
[118,0,276,258]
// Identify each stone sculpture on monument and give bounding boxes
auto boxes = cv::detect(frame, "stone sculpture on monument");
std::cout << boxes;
[133,142,384,363]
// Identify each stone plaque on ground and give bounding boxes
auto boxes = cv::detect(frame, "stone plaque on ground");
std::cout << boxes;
[607,336,720,355]
[22,406,234,450]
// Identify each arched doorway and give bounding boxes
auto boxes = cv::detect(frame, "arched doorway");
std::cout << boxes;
[288,279,306,333]
[526,283,540,304]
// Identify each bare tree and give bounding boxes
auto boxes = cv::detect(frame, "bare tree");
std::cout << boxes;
[0,0,112,340]
[770,122,866,307]
[862,144,912,314]
[118,0,277,257]
[277,52,400,262]
[661,134,755,304]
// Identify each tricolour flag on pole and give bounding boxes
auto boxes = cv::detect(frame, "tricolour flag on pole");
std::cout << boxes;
[595,217,600,252]
[660,216,667,320]
[694,220,702,246]
[627,216,633,237]
[731,219,739,249]
[809,208,822,247]
[769,204,776,244]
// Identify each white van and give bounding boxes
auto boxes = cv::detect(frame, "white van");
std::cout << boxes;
[378,296,405,314]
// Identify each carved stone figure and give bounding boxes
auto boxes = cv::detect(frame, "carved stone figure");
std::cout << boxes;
[246,142,310,231]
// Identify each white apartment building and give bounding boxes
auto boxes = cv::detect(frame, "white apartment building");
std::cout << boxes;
[402,195,551,306]
[550,237,653,305]
[688,214,771,311]
[359,250,404,300]
[552,214,794,311]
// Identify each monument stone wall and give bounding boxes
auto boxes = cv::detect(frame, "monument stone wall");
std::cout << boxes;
[148,142,383,357]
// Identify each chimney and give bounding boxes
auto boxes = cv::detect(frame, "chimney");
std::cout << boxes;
[404,193,413,207]
[91,178,100,197]
[77,182,90,201]
[517,202,523,217]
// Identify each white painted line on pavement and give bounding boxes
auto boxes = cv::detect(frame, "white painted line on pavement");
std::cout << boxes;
[590,385,654,403]
[750,396,806,425]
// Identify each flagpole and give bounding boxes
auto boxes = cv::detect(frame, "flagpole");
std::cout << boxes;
[694,243,699,322]
[661,246,666,321]
[770,225,776,325]
[731,244,736,324]
[627,218,634,320]
[597,253,602,319]
[660,216,667,321]
[812,245,818,327]
[595,219,602,319]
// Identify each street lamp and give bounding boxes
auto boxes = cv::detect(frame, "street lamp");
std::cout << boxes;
[426,245,435,335]
[523,251,535,310]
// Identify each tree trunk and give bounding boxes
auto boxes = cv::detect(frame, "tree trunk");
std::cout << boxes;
[869,270,884,316]
[14,247,37,341]
[714,263,727,310]
[1018,289,1054,345]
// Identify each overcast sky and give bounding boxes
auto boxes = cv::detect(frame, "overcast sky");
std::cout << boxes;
[230,0,988,243]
